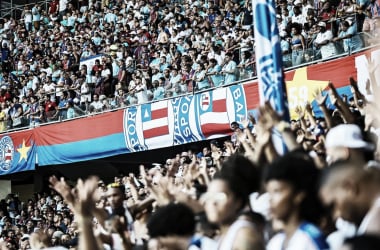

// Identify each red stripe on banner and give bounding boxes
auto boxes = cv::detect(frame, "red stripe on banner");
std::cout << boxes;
[201,123,231,138]
[243,82,260,110]
[151,107,168,120]
[213,98,227,113]
[284,51,359,89]
[35,110,124,146]
[143,125,169,139]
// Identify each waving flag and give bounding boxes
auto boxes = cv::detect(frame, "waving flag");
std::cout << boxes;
[0,131,36,175]
[253,0,289,120]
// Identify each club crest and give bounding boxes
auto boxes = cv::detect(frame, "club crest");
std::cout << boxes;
[0,136,14,171]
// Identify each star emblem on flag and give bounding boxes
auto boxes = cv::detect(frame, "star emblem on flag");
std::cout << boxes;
[17,139,31,163]
[286,67,329,119]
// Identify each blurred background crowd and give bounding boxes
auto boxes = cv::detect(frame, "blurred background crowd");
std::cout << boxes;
[0,0,378,131]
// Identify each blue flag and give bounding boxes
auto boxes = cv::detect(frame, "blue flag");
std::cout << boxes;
[253,0,290,121]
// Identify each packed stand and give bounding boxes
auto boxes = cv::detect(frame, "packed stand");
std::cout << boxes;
[0,60,379,250]
[1,0,378,131]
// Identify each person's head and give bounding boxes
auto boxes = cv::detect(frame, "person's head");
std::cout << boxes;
[264,150,323,224]
[106,183,126,209]
[319,161,380,226]
[230,121,240,131]
[340,21,350,32]
[202,154,261,225]
[147,203,195,250]
[325,124,374,165]
[291,23,302,35]
[317,21,326,32]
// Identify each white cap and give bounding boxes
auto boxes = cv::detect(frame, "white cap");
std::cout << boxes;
[317,21,326,28]
[325,124,374,150]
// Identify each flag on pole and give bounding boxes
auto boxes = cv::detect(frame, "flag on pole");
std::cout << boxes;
[253,0,290,121]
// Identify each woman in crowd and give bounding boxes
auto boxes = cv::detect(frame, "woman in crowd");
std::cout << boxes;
[291,24,306,66]
[265,151,329,250]
[202,154,265,250]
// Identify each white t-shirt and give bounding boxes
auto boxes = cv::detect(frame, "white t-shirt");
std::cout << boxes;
[135,84,148,104]
[315,30,337,59]
[59,0,68,12]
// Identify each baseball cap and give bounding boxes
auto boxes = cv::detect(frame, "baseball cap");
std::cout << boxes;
[317,22,326,28]
[325,124,374,150]
[294,0,302,5]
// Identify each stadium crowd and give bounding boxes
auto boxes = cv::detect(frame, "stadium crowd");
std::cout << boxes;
[0,70,380,250]
[0,0,380,249]
[0,0,378,131]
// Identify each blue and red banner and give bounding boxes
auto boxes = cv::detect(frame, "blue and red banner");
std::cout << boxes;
[0,48,378,175]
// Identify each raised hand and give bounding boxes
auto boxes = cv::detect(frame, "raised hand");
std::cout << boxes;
[241,119,251,129]
[248,112,257,125]
[294,105,305,119]
[73,176,101,218]
[314,88,327,106]
[328,82,339,105]
[49,176,75,206]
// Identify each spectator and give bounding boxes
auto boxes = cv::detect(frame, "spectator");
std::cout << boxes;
[314,21,337,59]
[324,124,374,166]
[206,58,224,87]
[320,161,380,236]
[290,23,306,66]
[333,20,363,53]
[265,151,329,250]
[362,0,380,34]
[221,52,237,85]
[89,94,104,113]
[202,154,264,249]
[193,63,210,91]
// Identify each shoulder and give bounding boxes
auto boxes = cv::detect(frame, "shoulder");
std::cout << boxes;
[231,220,265,250]
[297,222,329,250]
[267,233,285,250]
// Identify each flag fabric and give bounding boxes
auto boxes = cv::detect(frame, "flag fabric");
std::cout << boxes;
[35,111,128,165]
[253,0,289,120]
[198,88,231,138]
[141,101,169,139]
[0,131,36,175]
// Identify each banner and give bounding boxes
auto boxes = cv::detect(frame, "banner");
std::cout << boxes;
[34,111,128,165]
[0,130,36,175]
[0,48,377,170]
[120,85,250,153]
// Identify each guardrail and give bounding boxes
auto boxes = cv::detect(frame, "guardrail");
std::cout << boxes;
[0,0,49,19]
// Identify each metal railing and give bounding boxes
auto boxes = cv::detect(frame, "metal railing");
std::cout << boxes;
[0,0,49,19]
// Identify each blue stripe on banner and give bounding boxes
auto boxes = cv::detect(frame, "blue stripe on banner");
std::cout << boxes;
[253,0,289,121]
[228,85,247,122]
[123,107,146,152]
[37,133,129,165]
